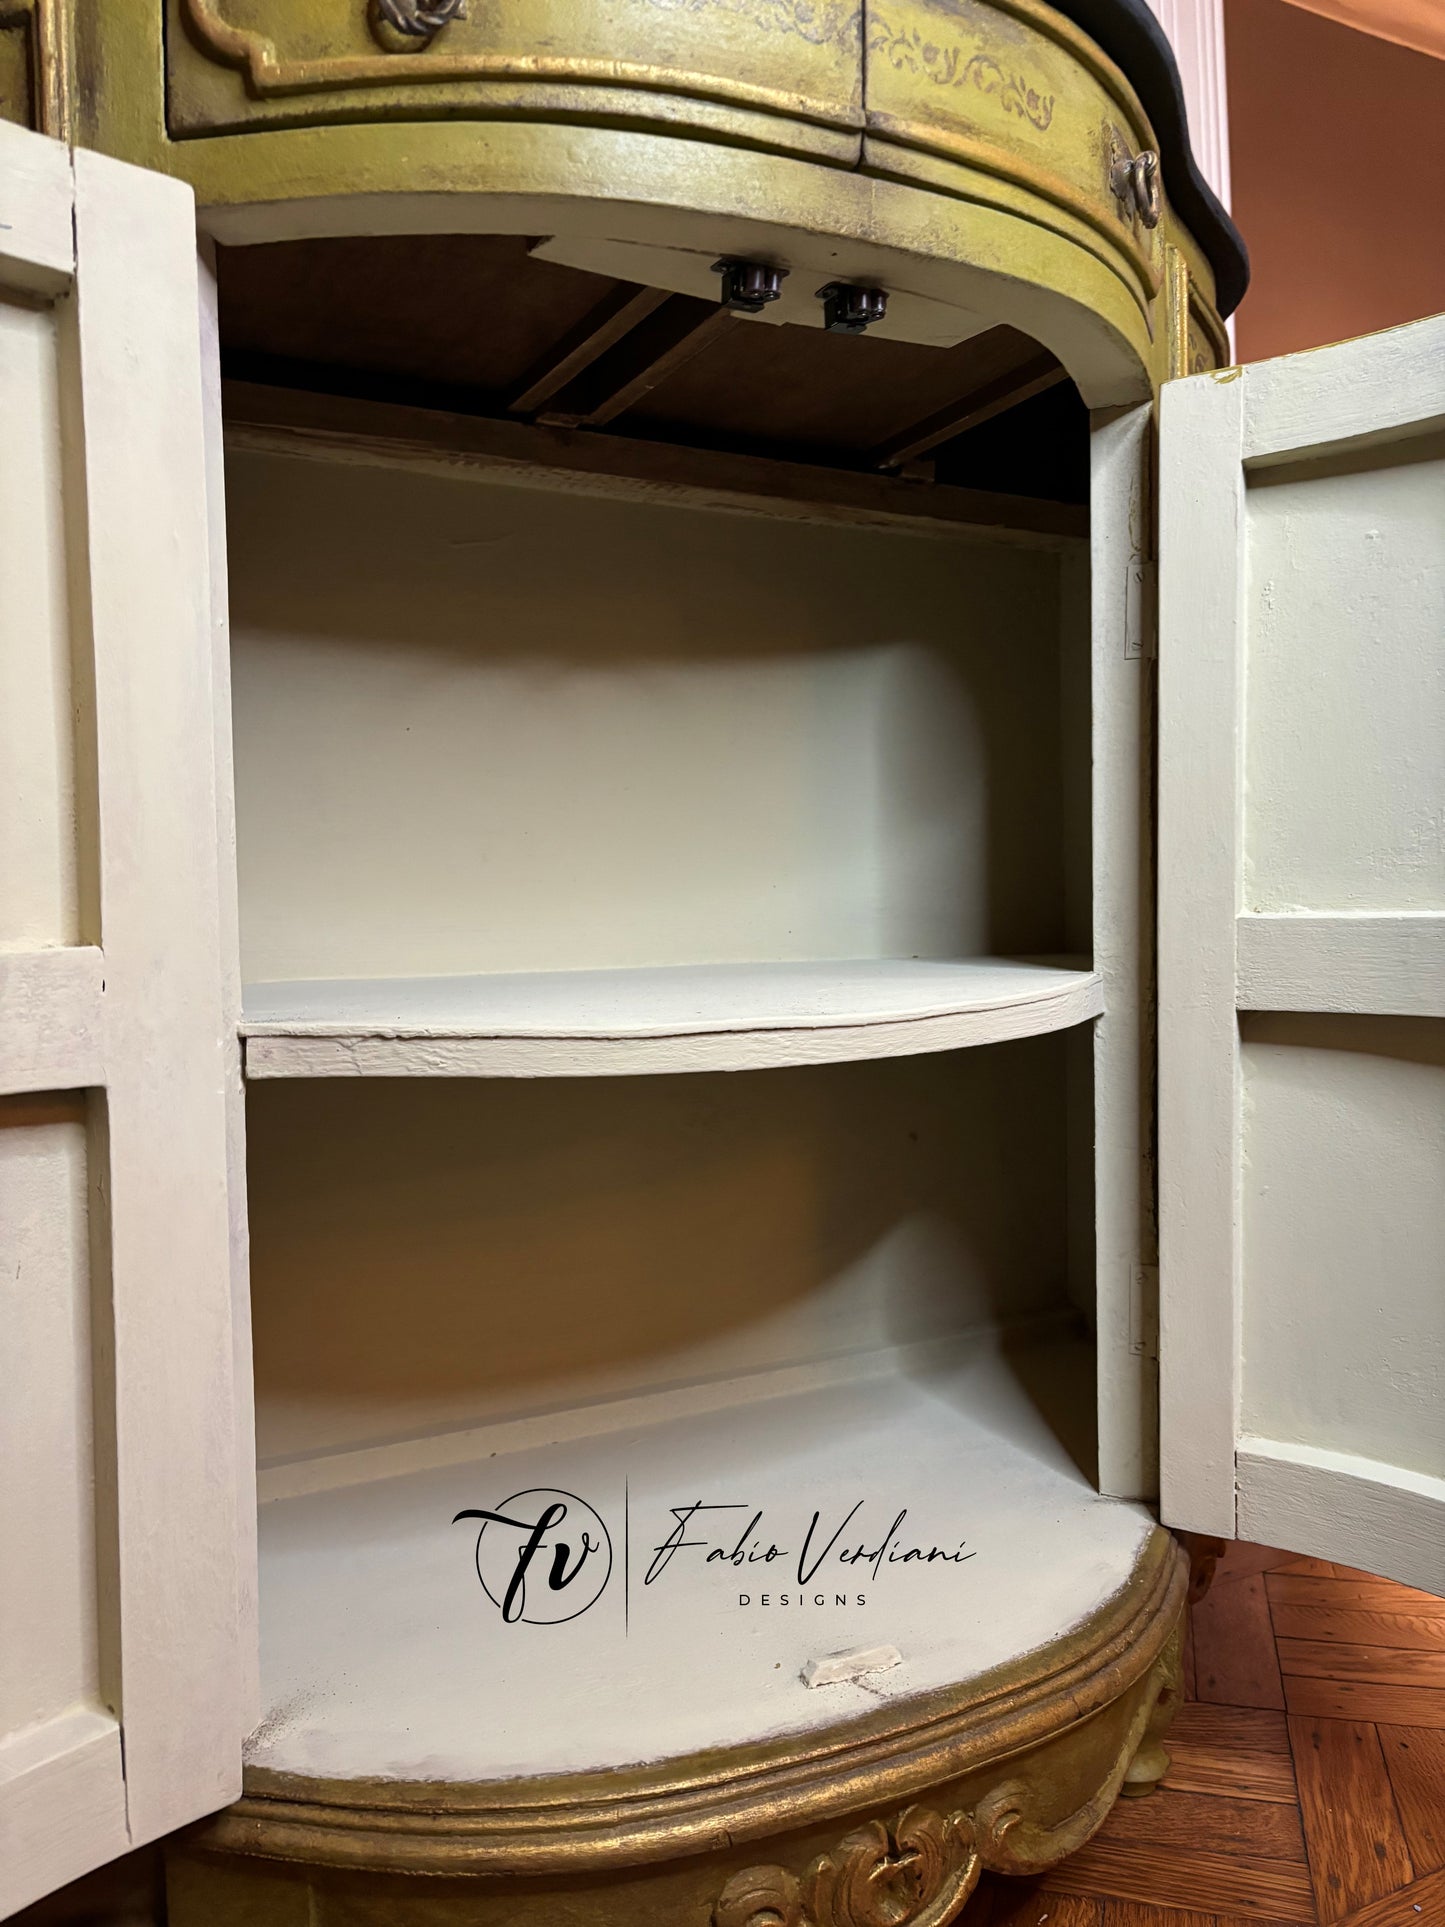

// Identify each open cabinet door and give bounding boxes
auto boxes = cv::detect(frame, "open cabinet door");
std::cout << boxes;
[1158,315,1445,1593]
[0,124,250,1912]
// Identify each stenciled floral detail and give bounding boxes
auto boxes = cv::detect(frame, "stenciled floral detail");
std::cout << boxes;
[867,17,1054,131]
[647,0,861,53]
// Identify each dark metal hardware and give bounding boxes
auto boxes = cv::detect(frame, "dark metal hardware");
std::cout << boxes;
[371,0,466,43]
[712,260,789,315]
[815,283,888,335]
[1110,144,1162,229]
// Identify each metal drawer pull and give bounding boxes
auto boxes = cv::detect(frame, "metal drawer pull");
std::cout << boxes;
[1112,147,1162,229]
[371,0,467,41]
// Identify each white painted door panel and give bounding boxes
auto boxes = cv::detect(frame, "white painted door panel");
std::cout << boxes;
[1158,316,1445,1593]
[0,122,250,1915]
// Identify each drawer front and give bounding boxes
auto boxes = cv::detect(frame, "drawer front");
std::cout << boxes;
[167,0,864,160]
[863,0,1165,319]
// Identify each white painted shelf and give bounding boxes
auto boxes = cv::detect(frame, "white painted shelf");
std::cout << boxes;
[250,1332,1152,1783]
[241,958,1102,1077]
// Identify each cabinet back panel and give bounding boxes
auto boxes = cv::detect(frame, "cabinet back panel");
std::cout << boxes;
[1241,1013,1445,1480]
[247,1039,1075,1467]
[1244,444,1445,913]
[227,449,1070,982]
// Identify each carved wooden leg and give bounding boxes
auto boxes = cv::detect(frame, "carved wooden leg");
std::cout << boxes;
[1174,1530,1227,1604]
[1119,1622,1184,1799]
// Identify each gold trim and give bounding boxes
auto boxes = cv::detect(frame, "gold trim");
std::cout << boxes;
[715,1806,982,1926]
[32,0,69,136]
[198,1528,1185,1877]
[862,120,1162,311]
[177,0,863,129]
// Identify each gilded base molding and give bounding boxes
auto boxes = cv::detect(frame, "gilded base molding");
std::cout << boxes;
[166,1529,1187,1926]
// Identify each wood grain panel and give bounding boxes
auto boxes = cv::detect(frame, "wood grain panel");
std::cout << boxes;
[1098,1788,1306,1862]
[1278,1640,1445,1688]
[1213,1544,1298,1583]
[978,1877,1101,1924]
[1045,1838,1316,1921]
[1193,1575,1287,1710]
[1161,1704,1298,1803]
[1271,1605,1445,1653]
[1378,1726,1445,1874]
[1285,1679,1445,1728]
[1268,1577,1445,1621]
[1100,1909,1298,1927]
[1182,1612,1198,1701]
[1289,1717,1413,1921]
[1018,1546,1445,1923]
[1322,1866,1445,1926]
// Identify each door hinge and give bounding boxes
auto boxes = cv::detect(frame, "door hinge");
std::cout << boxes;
[1130,1264,1159,1360]
[1124,559,1157,660]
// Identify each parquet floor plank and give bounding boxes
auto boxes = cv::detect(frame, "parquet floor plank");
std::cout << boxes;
[1268,1577,1445,1621]
[1160,1704,1297,1803]
[1044,1838,1316,1921]
[1289,1716,1414,1922]
[1182,1610,1198,1701]
[964,1544,1445,1925]
[1278,1640,1445,1689]
[1213,1545,1299,1584]
[973,1876,1101,1924]
[1377,1726,1445,1874]
[1325,1866,1445,1925]
[1097,1787,1306,1861]
[1193,1573,1287,1710]
[1285,1677,1445,1727]
[1099,1910,1297,1927]
[1271,1605,1445,1654]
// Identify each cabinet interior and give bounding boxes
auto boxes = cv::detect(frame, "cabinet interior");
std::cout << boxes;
[219,231,1129,1775]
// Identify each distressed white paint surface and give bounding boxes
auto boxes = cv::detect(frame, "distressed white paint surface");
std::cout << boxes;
[251,1333,1153,1782]
[1089,405,1156,1501]
[1237,913,1445,1015]
[247,1046,1079,1470]
[0,125,251,1914]
[243,959,1101,1077]
[1159,315,1445,1578]
[1241,1015,1445,1484]
[0,1102,102,1746]
[0,949,105,1096]
[1238,1438,1445,1600]
[803,1644,902,1688]
[228,451,1073,986]
[0,288,77,950]
[0,118,72,295]
[1244,447,1445,914]
[200,238,261,1739]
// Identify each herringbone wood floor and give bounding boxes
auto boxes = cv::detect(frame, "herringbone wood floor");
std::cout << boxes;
[14,1545,1444,1925]
[970,1542,1445,1927]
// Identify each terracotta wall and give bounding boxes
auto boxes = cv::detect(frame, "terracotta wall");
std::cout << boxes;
[1224,0,1445,359]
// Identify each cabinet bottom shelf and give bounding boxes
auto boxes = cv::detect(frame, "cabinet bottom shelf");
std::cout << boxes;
[247,1332,1155,1788]
[177,1338,1185,1921]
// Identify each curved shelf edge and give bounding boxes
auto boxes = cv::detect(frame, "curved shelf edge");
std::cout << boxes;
[241,960,1103,1079]
[203,1529,1184,1878]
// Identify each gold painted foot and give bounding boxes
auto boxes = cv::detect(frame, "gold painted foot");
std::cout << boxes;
[1118,1619,1184,1799]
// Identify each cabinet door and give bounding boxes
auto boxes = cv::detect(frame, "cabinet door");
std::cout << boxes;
[1158,314,1445,1592]
[0,123,250,1912]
